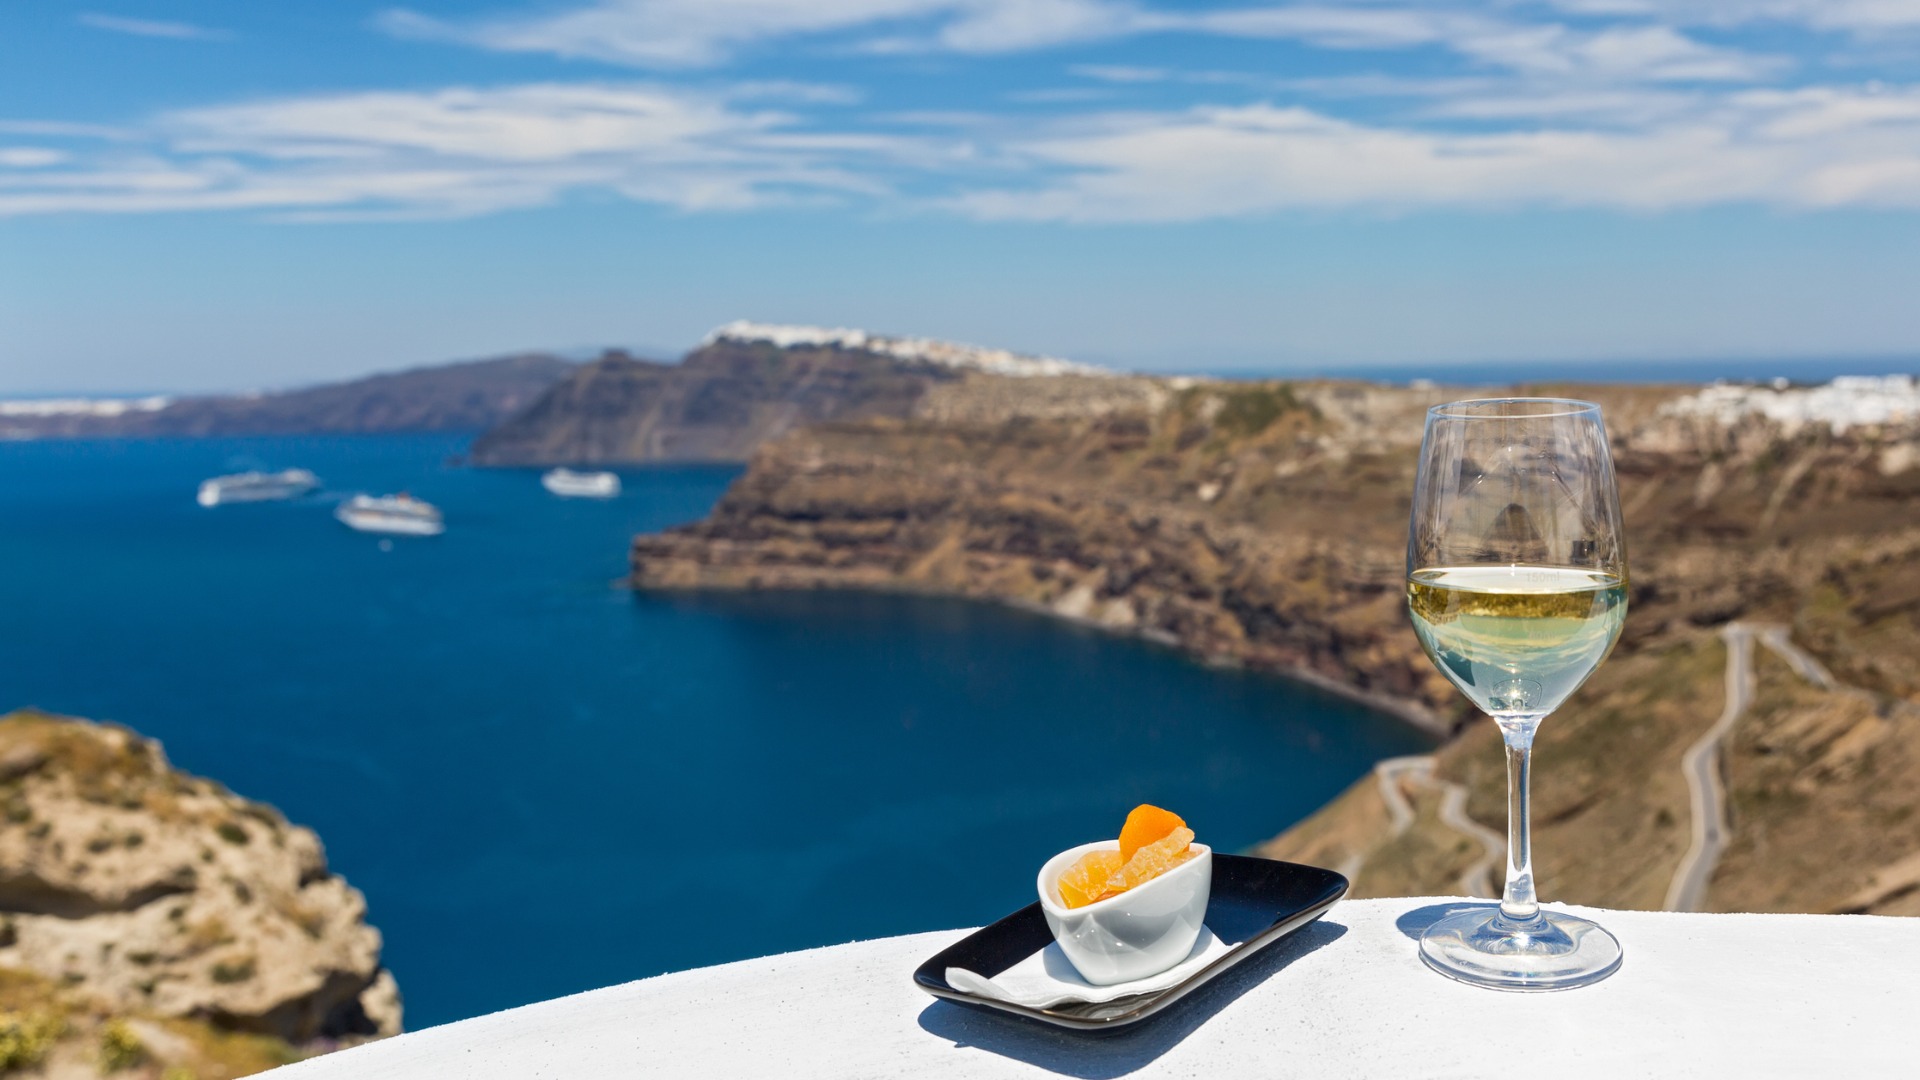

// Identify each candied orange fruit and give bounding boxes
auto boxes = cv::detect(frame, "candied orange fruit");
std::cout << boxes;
[1106,826,1196,894]
[1118,804,1187,861]
[1057,850,1126,909]
[1052,807,1199,909]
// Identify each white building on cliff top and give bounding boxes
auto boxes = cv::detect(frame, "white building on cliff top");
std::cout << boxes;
[702,320,1105,378]
[1659,375,1920,434]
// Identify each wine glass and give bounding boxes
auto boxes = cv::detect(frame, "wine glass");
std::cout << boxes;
[1406,398,1628,991]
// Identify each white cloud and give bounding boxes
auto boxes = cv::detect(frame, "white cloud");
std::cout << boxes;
[1005,87,1118,103]
[1184,6,1472,50]
[1071,65,1170,83]
[1554,25,1779,80]
[11,2,1920,223]
[934,0,1142,51]
[946,87,1920,221]
[377,0,1142,67]
[1739,84,1920,138]
[1422,87,1704,125]
[1265,73,1504,99]
[0,119,137,141]
[8,75,1920,221]
[726,81,865,105]
[375,1,920,67]
[0,148,69,168]
[1184,8,1782,82]
[1533,1,1920,32]
[78,12,232,41]
[380,0,1787,91]
[0,83,936,219]
[167,85,784,163]
[873,109,999,127]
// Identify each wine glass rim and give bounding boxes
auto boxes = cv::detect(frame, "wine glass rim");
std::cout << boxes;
[1428,396,1601,420]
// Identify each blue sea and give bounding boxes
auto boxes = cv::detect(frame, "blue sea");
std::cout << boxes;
[0,434,1431,1028]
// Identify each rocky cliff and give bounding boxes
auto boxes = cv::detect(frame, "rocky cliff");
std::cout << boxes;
[633,376,1456,726]
[0,710,397,1078]
[631,371,1920,916]
[466,323,1101,466]
[1,354,573,440]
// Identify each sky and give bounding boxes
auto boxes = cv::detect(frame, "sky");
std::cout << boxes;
[3,1,1920,393]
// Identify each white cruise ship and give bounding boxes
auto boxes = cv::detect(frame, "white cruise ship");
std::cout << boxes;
[541,468,621,499]
[334,494,445,537]
[197,468,318,507]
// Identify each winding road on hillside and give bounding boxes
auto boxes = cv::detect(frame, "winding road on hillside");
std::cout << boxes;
[1373,622,1839,913]
[1665,623,1838,912]
[1665,624,1757,913]
[1373,756,1505,899]
[1756,626,1837,691]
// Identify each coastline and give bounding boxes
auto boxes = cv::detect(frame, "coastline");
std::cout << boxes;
[633,576,1451,741]
[999,593,1451,739]
[19,446,1411,1024]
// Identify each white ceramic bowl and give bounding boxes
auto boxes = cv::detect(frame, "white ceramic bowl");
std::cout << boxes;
[1036,839,1212,986]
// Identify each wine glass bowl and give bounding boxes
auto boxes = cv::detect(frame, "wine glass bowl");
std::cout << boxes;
[1407,398,1628,991]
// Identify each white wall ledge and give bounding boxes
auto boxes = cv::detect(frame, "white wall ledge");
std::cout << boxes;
[267,897,1920,1079]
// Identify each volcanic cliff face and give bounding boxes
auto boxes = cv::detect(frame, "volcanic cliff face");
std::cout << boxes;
[635,377,1460,727]
[1271,385,1920,916]
[0,710,397,1077]
[466,323,1101,467]
[468,342,950,466]
[632,371,1920,915]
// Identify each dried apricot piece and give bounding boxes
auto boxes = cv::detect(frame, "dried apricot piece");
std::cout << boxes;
[1057,850,1126,909]
[1118,804,1187,862]
[1105,826,1196,894]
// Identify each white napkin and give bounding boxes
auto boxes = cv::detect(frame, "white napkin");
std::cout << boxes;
[944,927,1229,1008]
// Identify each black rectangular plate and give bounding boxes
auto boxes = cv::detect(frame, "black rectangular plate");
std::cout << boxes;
[913,854,1348,1030]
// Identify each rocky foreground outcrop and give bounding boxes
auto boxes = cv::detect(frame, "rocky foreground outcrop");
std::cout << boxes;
[0,710,397,1078]
[632,372,1920,915]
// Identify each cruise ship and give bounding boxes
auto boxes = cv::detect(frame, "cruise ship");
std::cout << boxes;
[540,468,621,498]
[197,469,319,507]
[334,494,445,537]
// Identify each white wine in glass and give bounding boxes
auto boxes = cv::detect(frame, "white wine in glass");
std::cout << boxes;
[1407,398,1628,991]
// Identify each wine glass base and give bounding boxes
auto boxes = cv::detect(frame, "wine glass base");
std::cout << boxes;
[1418,906,1622,992]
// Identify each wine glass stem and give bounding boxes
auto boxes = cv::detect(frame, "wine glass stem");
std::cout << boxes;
[1497,716,1544,923]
